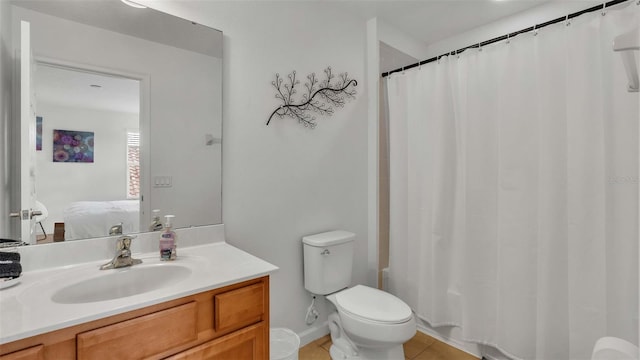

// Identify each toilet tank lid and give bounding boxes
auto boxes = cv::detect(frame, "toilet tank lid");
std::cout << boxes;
[302,230,355,247]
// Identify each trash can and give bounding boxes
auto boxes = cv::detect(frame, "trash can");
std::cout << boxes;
[270,328,300,360]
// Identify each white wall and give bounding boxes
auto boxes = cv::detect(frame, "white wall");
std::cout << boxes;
[145,1,369,344]
[366,19,429,291]
[35,103,138,235]
[11,6,222,231]
[378,19,430,61]
[375,2,604,73]
[424,1,601,59]
[0,0,11,237]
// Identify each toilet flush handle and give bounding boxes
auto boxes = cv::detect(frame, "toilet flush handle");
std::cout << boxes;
[321,249,330,256]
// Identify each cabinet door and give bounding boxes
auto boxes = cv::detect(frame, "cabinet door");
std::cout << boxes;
[0,345,44,360]
[77,302,197,360]
[167,322,266,360]
[214,283,265,333]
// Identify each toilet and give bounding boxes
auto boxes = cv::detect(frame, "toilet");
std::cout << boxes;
[303,230,416,360]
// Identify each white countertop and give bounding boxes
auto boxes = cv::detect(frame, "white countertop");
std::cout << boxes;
[0,242,278,344]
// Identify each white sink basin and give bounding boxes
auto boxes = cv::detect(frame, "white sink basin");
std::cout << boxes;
[51,264,191,304]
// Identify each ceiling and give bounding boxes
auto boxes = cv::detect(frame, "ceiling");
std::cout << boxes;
[12,0,223,58]
[36,64,140,114]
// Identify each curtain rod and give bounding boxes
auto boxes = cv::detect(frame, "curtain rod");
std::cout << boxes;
[381,0,632,78]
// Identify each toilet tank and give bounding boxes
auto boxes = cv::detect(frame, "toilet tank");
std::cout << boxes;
[303,230,355,295]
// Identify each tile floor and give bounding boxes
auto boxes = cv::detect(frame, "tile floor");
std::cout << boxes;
[298,331,479,360]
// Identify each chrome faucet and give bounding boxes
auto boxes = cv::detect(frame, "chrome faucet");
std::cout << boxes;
[100,235,142,270]
[108,223,123,236]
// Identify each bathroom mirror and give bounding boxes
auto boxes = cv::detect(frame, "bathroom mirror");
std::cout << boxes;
[8,0,222,243]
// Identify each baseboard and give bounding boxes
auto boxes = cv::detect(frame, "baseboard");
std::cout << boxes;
[297,321,329,347]
[416,322,482,359]
[482,355,501,360]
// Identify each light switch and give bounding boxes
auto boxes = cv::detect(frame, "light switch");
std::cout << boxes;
[153,176,172,188]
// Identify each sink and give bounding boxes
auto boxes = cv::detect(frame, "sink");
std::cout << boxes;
[51,264,191,304]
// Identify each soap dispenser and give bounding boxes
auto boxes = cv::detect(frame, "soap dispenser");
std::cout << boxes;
[159,215,177,261]
[149,209,163,231]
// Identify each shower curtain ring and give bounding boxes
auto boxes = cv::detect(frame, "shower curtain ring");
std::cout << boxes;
[565,15,571,26]
[478,42,482,52]
[601,3,606,15]
[506,33,510,44]
[533,24,538,36]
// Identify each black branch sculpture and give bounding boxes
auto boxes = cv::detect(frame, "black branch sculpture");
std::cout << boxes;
[267,67,357,128]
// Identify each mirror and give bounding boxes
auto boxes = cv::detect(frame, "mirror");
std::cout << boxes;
[35,65,142,241]
[9,0,222,243]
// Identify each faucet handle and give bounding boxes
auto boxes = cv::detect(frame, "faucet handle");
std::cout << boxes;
[117,235,136,250]
[109,222,124,236]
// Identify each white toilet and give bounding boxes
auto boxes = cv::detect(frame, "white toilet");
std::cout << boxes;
[303,230,416,360]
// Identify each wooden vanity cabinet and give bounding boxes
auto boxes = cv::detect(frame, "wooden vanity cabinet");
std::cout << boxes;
[0,276,269,360]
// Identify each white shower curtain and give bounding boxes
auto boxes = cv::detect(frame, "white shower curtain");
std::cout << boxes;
[386,3,639,360]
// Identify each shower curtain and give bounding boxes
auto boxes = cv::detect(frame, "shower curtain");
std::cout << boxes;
[386,3,639,360]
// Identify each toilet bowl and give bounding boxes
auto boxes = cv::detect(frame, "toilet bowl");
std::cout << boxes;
[302,231,416,359]
[326,285,416,359]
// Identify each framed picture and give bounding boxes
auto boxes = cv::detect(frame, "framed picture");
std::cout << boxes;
[52,129,94,163]
[36,116,42,151]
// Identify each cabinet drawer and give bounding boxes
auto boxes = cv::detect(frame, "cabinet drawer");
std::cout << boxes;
[77,302,197,360]
[0,345,44,360]
[214,283,264,332]
[166,322,266,360]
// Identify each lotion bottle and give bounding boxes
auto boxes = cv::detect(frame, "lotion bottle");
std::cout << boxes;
[159,215,177,260]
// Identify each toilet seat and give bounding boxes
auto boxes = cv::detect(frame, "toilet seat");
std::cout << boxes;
[334,285,413,324]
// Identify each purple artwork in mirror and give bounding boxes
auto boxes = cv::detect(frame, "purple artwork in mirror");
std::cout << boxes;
[52,129,94,163]
[36,116,42,151]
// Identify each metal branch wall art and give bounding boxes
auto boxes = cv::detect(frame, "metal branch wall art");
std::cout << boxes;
[267,67,357,128]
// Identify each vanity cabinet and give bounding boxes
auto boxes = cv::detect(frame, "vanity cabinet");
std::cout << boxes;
[0,277,269,360]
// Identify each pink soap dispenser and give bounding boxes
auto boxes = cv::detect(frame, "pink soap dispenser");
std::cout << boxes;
[159,215,177,261]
